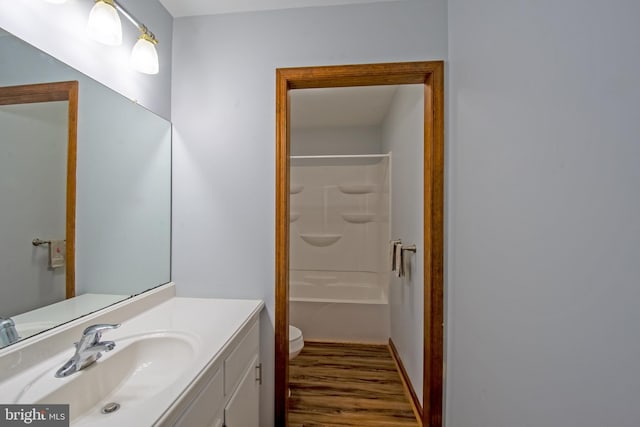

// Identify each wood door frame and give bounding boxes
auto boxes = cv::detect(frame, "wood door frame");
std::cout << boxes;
[275,61,444,426]
[0,81,79,299]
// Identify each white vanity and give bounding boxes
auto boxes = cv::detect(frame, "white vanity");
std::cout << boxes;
[0,284,264,427]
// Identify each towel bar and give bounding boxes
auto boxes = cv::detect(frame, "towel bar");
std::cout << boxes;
[32,238,65,247]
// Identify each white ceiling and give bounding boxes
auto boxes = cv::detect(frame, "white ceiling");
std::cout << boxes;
[159,0,408,18]
[290,86,399,129]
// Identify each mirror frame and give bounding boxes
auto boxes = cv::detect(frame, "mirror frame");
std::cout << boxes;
[274,61,444,426]
[0,81,78,298]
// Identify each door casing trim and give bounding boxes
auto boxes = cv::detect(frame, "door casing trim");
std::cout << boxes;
[274,61,444,426]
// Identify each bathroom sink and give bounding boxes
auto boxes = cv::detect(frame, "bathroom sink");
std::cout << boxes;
[0,295,264,427]
[14,331,197,424]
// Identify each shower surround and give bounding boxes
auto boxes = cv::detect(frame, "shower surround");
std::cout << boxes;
[289,155,390,343]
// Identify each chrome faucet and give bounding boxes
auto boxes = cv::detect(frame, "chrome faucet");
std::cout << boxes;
[55,323,120,378]
[0,317,20,348]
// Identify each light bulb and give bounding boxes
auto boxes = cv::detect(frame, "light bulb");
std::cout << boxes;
[131,34,159,75]
[87,0,122,46]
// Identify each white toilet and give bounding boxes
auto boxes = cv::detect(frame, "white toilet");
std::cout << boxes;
[289,325,304,360]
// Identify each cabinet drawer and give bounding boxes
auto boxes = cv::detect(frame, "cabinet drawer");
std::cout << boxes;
[174,367,224,427]
[224,319,259,396]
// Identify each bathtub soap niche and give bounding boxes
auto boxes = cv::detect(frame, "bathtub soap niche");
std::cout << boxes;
[290,212,301,223]
[338,184,376,194]
[290,184,304,194]
[341,213,376,224]
[299,233,342,247]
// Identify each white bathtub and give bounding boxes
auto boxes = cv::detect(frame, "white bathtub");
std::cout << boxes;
[290,270,387,303]
[290,281,387,304]
[289,270,389,343]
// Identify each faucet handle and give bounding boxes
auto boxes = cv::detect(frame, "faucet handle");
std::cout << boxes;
[82,323,120,343]
[0,317,21,346]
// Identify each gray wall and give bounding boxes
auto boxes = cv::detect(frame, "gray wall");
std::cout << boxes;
[0,0,173,119]
[171,1,447,424]
[447,0,640,425]
[382,84,424,403]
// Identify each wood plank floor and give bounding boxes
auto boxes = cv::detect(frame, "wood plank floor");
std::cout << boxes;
[289,341,419,427]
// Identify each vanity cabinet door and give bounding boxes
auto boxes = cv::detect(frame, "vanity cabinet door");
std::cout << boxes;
[224,354,260,427]
[174,368,224,427]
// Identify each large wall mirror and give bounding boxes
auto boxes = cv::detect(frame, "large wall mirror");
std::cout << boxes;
[0,27,171,348]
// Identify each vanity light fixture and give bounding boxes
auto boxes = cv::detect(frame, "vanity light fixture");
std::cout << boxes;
[86,0,160,74]
[87,0,122,46]
[47,0,160,74]
[110,1,160,75]
[130,26,159,75]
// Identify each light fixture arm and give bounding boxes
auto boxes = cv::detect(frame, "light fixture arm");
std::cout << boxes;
[111,0,158,43]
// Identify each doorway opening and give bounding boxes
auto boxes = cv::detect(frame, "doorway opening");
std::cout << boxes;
[0,81,78,300]
[275,62,444,426]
